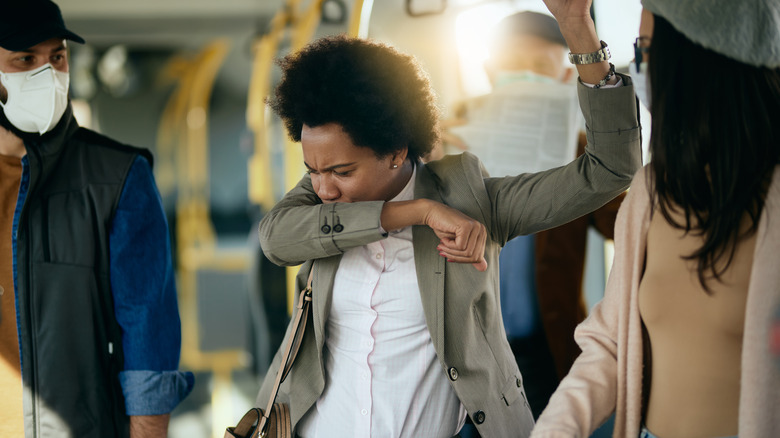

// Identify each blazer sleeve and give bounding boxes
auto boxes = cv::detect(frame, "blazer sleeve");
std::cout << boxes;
[483,74,642,244]
[531,168,651,437]
[258,173,387,266]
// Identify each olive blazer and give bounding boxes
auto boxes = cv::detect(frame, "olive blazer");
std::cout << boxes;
[255,76,641,437]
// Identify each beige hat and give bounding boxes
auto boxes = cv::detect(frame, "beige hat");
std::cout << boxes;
[641,0,780,68]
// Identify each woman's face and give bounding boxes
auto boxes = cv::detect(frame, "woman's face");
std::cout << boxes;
[638,8,654,56]
[301,123,409,203]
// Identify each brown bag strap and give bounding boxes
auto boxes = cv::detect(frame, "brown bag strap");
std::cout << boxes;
[224,408,262,438]
[258,267,314,434]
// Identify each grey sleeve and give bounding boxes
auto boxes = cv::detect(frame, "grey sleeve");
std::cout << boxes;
[258,174,387,266]
[485,74,642,243]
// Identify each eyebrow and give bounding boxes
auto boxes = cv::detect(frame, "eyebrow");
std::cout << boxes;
[13,44,67,54]
[304,161,357,172]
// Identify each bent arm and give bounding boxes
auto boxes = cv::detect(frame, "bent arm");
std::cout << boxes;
[258,174,389,266]
[260,176,488,269]
[486,76,641,242]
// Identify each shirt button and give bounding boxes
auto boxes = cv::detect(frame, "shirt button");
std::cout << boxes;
[361,409,368,416]
[375,253,382,259]
[473,410,486,424]
[448,367,459,381]
[516,377,522,387]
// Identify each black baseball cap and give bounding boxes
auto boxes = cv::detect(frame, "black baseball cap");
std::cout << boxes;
[0,0,85,51]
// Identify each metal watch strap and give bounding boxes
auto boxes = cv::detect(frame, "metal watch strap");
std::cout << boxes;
[568,40,611,65]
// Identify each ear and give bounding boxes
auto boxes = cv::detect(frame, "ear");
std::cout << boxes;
[392,147,409,166]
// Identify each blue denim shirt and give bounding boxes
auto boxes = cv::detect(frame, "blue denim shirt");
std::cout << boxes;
[12,155,194,416]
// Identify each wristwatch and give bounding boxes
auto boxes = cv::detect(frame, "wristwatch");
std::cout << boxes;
[568,40,611,65]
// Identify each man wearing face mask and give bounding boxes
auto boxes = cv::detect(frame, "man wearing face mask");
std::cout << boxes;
[439,11,627,423]
[0,1,193,437]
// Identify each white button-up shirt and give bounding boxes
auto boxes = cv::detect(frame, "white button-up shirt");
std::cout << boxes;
[298,167,466,437]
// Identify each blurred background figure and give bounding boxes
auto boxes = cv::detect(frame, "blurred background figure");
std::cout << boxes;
[437,10,626,421]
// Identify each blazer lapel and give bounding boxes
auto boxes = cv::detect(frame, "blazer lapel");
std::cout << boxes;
[308,256,340,353]
[412,162,447,354]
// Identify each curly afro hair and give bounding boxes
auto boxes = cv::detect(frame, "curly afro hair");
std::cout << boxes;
[267,35,440,162]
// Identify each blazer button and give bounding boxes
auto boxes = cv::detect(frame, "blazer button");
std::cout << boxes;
[333,223,344,233]
[516,377,522,387]
[448,367,459,381]
[321,224,331,234]
[473,410,486,424]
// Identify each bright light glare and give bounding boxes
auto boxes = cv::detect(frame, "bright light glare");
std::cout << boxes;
[455,4,515,97]
[454,1,552,98]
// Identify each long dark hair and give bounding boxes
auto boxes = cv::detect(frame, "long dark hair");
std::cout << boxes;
[647,15,780,291]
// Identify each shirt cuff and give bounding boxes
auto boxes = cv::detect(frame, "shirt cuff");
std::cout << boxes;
[119,370,195,415]
[581,76,624,89]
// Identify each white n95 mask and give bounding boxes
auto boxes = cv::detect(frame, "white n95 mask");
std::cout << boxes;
[628,61,651,111]
[0,63,70,135]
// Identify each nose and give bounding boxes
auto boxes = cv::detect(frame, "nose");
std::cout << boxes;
[315,174,339,202]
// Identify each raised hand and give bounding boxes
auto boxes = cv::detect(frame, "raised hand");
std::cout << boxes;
[542,0,593,23]
[542,0,612,86]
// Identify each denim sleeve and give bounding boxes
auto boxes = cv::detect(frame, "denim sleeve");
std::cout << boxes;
[110,156,194,415]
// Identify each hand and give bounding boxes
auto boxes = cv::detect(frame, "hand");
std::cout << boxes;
[542,0,607,85]
[423,202,488,272]
[542,0,593,23]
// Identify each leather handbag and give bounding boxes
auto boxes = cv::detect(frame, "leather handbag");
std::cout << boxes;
[225,269,314,438]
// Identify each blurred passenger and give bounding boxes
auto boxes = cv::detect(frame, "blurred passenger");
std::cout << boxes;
[533,0,780,436]
[0,1,193,436]
[440,11,627,419]
[254,28,640,437]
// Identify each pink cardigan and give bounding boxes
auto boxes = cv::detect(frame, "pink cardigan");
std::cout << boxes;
[532,165,780,437]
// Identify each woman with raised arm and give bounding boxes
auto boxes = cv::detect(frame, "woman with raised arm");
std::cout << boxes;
[533,0,780,437]
[254,29,640,437]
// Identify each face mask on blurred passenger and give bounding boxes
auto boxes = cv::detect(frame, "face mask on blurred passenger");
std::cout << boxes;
[0,63,70,135]
[629,61,651,110]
